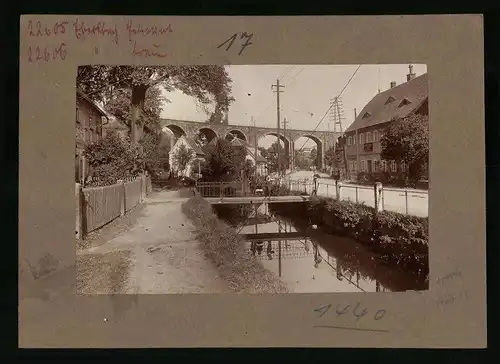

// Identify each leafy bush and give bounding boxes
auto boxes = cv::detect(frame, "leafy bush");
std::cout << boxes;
[84,131,143,186]
[170,143,195,177]
[140,132,170,178]
[307,196,327,225]
[322,199,375,242]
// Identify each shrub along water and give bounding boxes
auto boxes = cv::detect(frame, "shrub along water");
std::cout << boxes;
[181,196,289,293]
[271,195,429,277]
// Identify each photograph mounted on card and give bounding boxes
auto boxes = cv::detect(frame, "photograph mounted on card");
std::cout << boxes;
[19,14,486,349]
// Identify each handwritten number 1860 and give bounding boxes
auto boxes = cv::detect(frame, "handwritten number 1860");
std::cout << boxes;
[217,32,253,56]
[314,303,386,321]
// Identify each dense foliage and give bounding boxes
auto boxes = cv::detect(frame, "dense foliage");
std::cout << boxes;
[104,86,167,132]
[294,149,313,170]
[83,131,143,186]
[259,141,288,173]
[380,113,429,183]
[170,143,195,177]
[201,138,247,181]
[77,65,235,139]
[324,143,346,176]
[139,132,171,177]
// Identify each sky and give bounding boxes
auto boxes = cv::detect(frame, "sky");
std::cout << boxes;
[161,64,427,149]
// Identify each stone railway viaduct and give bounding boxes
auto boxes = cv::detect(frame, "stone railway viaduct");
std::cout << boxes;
[160,118,342,170]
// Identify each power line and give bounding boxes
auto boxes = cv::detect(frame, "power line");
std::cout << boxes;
[296,65,362,154]
[285,67,305,87]
[278,66,295,81]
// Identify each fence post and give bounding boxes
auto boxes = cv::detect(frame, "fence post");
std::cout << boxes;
[75,183,84,240]
[117,180,125,216]
[405,189,409,214]
[374,182,383,212]
[335,180,342,200]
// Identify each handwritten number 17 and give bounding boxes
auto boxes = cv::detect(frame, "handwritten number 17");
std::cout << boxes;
[218,32,253,56]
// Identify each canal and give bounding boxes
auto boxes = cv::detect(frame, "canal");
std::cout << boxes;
[213,203,428,293]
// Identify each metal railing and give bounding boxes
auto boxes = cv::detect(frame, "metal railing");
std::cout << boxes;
[195,181,243,198]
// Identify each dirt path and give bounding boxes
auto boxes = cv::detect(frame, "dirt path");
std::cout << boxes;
[77,190,230,294]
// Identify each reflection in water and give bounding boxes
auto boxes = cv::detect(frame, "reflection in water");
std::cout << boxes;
[213,203,425,293]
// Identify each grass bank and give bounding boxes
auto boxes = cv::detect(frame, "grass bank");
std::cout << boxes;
[181,196,289,293]
[76,250,132,294]
[270,195,429,277]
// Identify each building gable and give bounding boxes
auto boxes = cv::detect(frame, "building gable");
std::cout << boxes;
[345,73,428,133]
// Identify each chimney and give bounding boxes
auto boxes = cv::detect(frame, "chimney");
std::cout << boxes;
[406,64,416,81]
[223,111,229,125]
[390,81,396,89]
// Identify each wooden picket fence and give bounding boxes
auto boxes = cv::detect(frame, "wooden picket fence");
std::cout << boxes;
[75,175,152,239]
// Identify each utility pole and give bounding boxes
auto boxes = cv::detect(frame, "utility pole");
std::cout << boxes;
[282,117,290,171]
[272,79,285,178]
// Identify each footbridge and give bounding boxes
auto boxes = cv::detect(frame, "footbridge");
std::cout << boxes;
[195,181,313,205]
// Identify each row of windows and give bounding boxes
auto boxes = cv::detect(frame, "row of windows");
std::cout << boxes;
[348,159,407,173]
[347,130,384,146]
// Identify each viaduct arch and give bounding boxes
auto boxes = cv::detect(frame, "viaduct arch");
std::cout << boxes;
[160,118,342,170]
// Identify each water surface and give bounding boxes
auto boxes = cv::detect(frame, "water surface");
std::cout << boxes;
[214,203,426,293]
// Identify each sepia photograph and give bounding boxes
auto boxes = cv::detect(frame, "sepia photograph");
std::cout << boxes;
[75,64,429,295]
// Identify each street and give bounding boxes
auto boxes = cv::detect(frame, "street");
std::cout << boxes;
[286,170,428,217]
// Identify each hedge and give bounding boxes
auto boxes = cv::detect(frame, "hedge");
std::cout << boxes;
[181,196,289,293]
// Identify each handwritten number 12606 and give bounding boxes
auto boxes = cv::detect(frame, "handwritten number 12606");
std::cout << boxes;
[27,43,67,62]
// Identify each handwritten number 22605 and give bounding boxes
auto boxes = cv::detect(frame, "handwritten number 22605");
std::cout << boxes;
[314,303,387,321]
[217,32,253,56]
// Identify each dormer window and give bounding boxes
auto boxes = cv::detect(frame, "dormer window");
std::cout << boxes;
[385,96,396,104]
[399,98,411,107]
[362,112,371,119]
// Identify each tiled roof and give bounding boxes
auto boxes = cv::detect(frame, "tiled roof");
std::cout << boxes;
[181,136,205,156]
[230,138,266,163]
[230,138,245,147]
[345,73,428,133]
[76,89,108,117]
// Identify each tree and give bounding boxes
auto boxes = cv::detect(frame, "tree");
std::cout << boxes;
[324,146,342,169]
[294,150,312,170]
[104,85,168,133]
[201,138,247,181]
[77,65,235,142]
[310,147,318,166]
[171,143,195,177]
[324,143,347,179]
[380,113,429,182]
[83,130,143,186]
[140,132,171,177]
[194,131,209,148]
[260,142,288,174]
